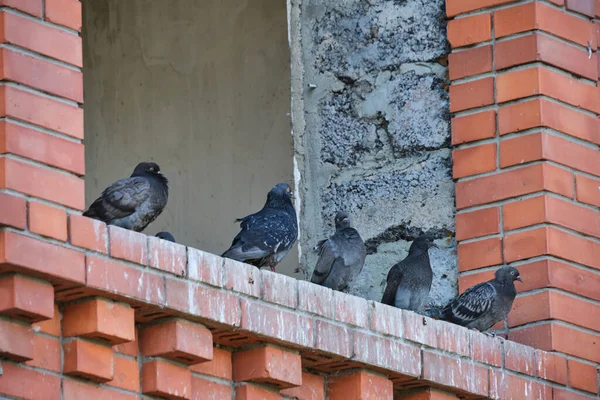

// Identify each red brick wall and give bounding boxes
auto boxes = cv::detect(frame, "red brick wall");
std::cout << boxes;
[0,0,598,399]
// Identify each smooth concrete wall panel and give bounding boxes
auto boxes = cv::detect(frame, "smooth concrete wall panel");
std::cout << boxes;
[82,0,298,275]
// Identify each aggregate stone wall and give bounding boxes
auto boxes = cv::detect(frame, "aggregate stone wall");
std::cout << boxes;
[292,0,456,306]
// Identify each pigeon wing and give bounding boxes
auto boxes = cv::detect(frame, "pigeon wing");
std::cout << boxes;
[381,264,403,305]
[84,177,150,221]
[445,282,496,325]
[311,238,340,284]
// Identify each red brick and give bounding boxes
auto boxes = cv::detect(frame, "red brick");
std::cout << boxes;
[455,163,574,210]
[449,77,494,112]
[451,110,496,145]
[0,121,85,175]
[108,225,148,265]
[190,376,232,400]
[0,319,33,361]
[45,0,82,31]
[148,235,186,276]
[0,48,83,102]
[63,338,114,382]
[447,14,491,48]
[0,191,25,229]
[29,201,67,241]
[496,67,600,113]
[554,388,598,400]
[0,11,82,67]
[568,358,599,393]
[503,195,600,238]
[500,132,600,176]
[402,310,437,347]
[504,339,536,376]
[315,319,352,358]
[165,278,240,327]
[142,359,192,400]
[140,319,213,365]
[106,355,140,392]
[223,257,261,297]
[327,370,393,400]
[62,297,135,345]
[535,349,567,385]
[297,280,335,319]
[186,246,222,287]
[448,45,492,80]
[0,274,54,323]
[189,347,232,379]
[457,237,502,271]
[566,0,596,17]
[470,329,503,367]
[456,207,500,241]
[0,363,60,400]
[396,389,460,400]
[0,157,84,210]
[489,370,552,399]
[0,0,42,17]
[68,214,107,253]
[334,290,369,328]
[495,3,597,48]
[63,378,137,400]
[495,34,597,81]
[436,321,470,358]
[548,291,600,332]
[422,351,489,397]
[446,0,519,17]
[233,345,302,389]
[0,230,85,284]
[576,174,600,208]
[370,301,403,338]
[452,143,496,179]
[261,269,298,308]
[236,384,282,400]
[112,326,138,357]
[354,331,421,377]
[24,334,60,372]
[498,98,600,145]
[86,255,165,305]
[0,86,82,139]
[32,304,60,336]
[280,372,325,400]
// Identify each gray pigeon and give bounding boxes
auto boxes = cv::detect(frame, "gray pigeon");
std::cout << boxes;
[381,235,437,312]
[311,211,366,292]
[155,232,176,243]
[429,266,522,332]
[221,183,297,272]
[83,162,168,232]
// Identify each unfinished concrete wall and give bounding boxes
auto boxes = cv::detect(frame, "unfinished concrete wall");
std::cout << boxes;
[82,0,298,275]
[291,0,456,306]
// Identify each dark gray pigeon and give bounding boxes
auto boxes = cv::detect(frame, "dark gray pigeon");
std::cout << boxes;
[310,211,366,292]
[429,266,522,332]
[155,232,176,243]
[221,183,297,272]
[381,235,437,312]
[83,162,168,232]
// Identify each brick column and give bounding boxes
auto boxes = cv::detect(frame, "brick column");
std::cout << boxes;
[448,0,600,366]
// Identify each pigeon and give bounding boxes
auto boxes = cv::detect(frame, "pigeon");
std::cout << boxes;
[310,211,366,292]
[429,266,522,332]
[221,183,298,272]
[381,235,437,312]
[155,232,176,243]
[83,162,168,232]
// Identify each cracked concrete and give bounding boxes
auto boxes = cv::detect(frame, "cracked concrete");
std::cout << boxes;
[291,0,456,306]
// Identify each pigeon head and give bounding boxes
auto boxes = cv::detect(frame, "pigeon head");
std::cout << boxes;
[132,162,163,176]
[265,183,294,209]
[408,235,437,254]
[155,231,176,243]
[495,266,522,284]
[334,211,351,229]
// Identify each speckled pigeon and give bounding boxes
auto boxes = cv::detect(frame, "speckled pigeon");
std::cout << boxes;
[310,211,366,292]
[155,232,176,243]
[221,183,297,272]
[430,266,522,332]
[83,162,168,232]
[381,235,436,312]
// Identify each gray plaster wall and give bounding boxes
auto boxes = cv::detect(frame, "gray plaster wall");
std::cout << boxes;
[82,0,299,276]
[290,0,458,306]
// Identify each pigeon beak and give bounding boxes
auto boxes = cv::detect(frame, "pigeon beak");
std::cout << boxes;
[343,218,350,224]
[516,277,523,283]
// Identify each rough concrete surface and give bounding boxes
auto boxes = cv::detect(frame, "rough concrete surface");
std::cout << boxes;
[292,0,455,306]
